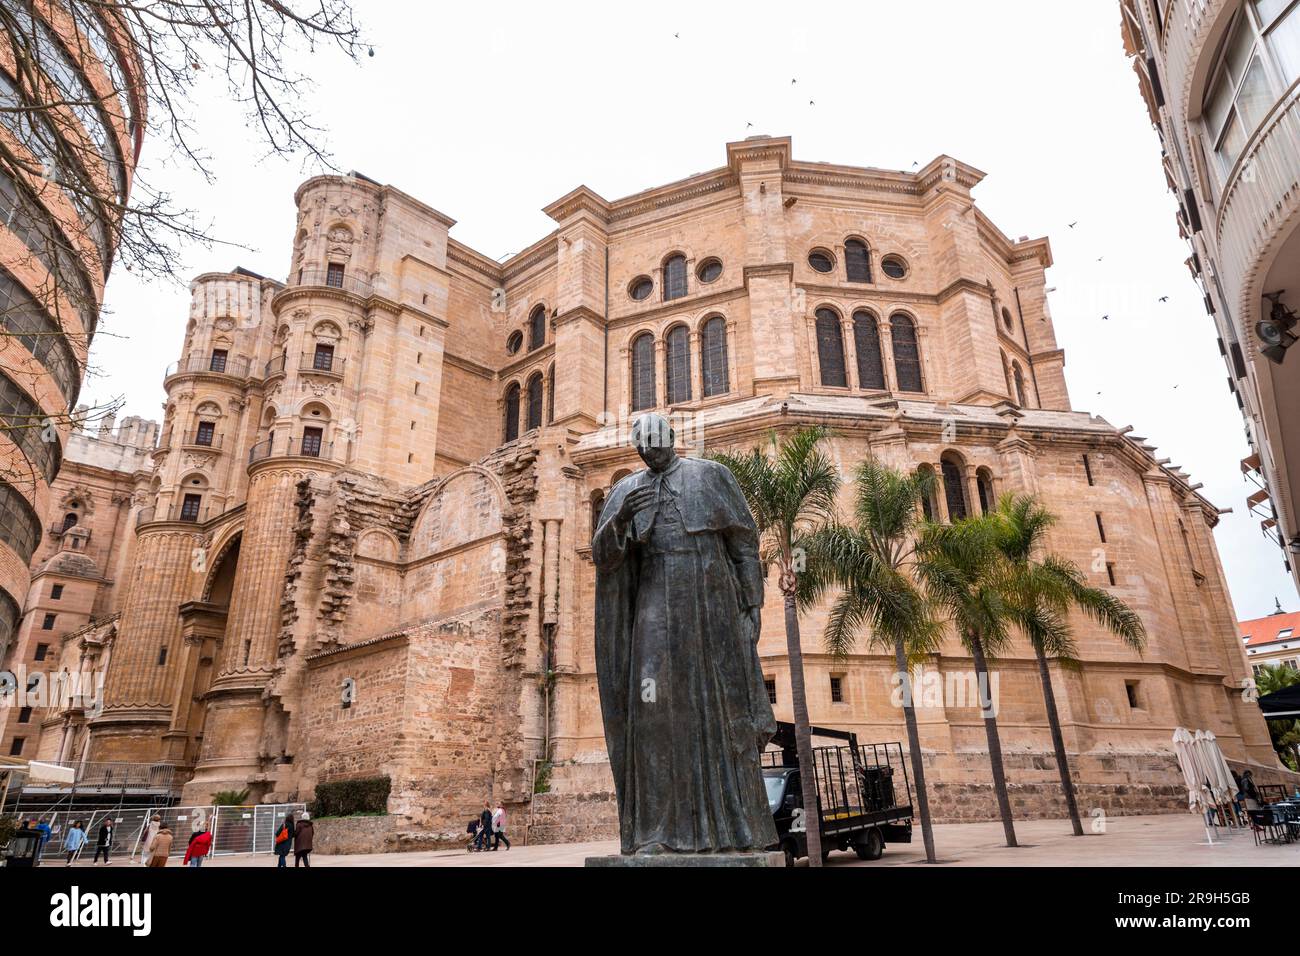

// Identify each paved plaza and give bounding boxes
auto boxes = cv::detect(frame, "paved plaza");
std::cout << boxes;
[116,813,1298,868]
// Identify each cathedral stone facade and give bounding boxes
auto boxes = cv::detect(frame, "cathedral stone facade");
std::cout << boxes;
[4,136,1292,842]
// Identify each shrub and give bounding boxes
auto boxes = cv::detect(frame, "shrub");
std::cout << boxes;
[212,788,251,806]
[308,776,391,818]
[0,815,17,849]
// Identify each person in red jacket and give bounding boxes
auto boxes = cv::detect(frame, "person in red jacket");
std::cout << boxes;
[183,828,212,868]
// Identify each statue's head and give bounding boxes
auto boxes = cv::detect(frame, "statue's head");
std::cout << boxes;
[631,414,676,473]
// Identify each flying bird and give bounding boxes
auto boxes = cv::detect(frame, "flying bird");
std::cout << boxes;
[809,100,815,106]
[746,122,754,128]
[1068,221,1078,228]
[1158,296,1169,302]
[1102,314,1110,321]
[791,78,797,84]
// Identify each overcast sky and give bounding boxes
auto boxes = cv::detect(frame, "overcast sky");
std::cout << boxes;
[84,0,1295,621]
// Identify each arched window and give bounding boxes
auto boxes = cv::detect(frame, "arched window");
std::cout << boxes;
[852,311,885,389]
[547,363,555,423]
[891,314,924,392]
[665,325,692,404]
[815,308,847,387]
[916,465,938,521]
[504,383,521,442]
[61,512,78,532]
[526,373,544,431]
[976,468,995,515]
[590,490,606,541]
[941,454,968,521]
[701,316,729,398]
[1012,361,1028,407]
[663,254,687,301]
[845,239,872,283]
[631,332,656,411]
[528,306,546,351]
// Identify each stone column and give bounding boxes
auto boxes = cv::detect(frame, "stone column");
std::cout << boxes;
[92,526,206,761]
[842,315,859,390]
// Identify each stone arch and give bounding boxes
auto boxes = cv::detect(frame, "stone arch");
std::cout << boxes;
[408,465,508,562]
[356,527,400,562]
[201,529,243,602]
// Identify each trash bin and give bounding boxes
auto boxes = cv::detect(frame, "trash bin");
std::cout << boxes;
[4,828,42,867]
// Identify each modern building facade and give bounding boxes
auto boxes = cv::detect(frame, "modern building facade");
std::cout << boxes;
[0,3,145,663]
[3,137,1294,840]
[1241,606,1300,674]
[1122,0,1300,595]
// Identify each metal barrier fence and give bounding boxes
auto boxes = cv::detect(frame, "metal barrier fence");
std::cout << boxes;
[21,803,306,863]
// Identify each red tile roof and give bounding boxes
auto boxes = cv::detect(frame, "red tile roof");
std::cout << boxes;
[1239,610,1300,648]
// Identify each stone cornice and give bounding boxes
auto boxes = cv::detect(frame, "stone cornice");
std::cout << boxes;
[727,136,792,175]
[499,341,555,380]
[744,262,794,284]
[442,351,495,380]
[543,186,613,226]
[502,234,559,283]
[447,241,505,284]
[553,305,606,330]
[608,285,748,330]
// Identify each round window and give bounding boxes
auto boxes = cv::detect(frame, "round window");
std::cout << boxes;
[881,255,907,280]
[808,251,835,274]
[1001,307,1014,330]
[697,258,723,283]
[506,331,523,354]
[629,277,654,301]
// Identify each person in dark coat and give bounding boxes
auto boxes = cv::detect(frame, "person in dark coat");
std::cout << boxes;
[293,811,314,867]
[274,811,296,868]
[93,819,114,864]
[475,802,493,851]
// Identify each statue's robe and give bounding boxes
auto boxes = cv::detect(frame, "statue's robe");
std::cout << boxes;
[593,455,778,854]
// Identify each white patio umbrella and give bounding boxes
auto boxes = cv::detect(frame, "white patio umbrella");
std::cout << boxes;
[1193,731,1235,804]
[1171,727,1217,845]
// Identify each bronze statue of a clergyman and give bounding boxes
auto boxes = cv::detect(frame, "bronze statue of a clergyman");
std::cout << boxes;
[592,413,779,857]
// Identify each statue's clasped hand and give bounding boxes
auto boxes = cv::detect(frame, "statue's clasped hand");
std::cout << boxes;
[616,486,657,529]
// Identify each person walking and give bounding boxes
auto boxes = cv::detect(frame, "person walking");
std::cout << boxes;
[274,811,295,868]
[93,819,114,865]
[35,818,51,862]
[137,814,161,865]
[491,804,510,851]
[63,821,87,866]
[182,828,212,868]
[293,811,314,867]
[146,826,173,867]
[476,802,493,852]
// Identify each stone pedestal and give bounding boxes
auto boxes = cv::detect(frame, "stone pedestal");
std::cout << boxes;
[585,851,785,868]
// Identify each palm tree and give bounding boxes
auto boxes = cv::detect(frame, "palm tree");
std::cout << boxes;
[915,513,1019,847]
[802,459,944,863]
[991,494,1146,836]
[710,426,840,867]
[1256,663,1300,770]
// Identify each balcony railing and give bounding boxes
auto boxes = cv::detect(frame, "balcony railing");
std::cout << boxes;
[23,760,177,791]
[300,351,346,376]
[165,353,252,379]
[265,353,288,378]
[248,433,339,465]
[287,266,373,298]
[136,500,216,526]
[182,431,224,450]
[1216,88,1300,315]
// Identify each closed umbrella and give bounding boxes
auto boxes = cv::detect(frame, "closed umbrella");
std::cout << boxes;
[1171,727,1217,845]
[1193,731,1234,805]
